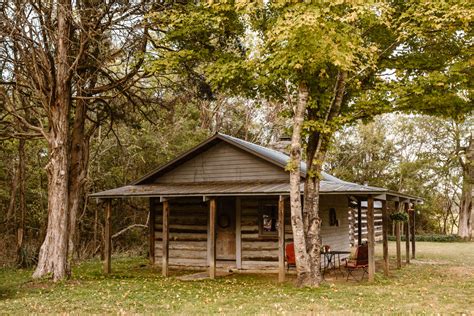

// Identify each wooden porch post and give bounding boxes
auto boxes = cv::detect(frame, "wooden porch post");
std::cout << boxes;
[381,200,389,276]
[404,202,410,264]
[104,199,112,274]
[395,201,401,269]
[209,198,216,279]
[367,195,375,282]
[162,200,169,277]
[411,205,416,259]
[278,195,285,283]
[357,198,362,245]
[236,197,242,270]
[149,198,155,265]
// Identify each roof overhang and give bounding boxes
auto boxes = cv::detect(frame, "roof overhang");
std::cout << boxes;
[89,181,422,203]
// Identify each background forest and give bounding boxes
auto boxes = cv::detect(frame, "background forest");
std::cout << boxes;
[0,1,472,276]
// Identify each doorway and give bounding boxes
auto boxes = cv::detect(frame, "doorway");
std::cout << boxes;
[216,198,236,260]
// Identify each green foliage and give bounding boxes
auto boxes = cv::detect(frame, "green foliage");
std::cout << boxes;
[390,212,409,222]
[388,234,464,243]
[326,114,471,234]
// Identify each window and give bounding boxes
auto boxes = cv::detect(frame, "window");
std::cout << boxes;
[259,201,279,235]
[329,208,339,226]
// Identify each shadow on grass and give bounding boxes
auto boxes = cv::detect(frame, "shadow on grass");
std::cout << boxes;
[0,286,16,301]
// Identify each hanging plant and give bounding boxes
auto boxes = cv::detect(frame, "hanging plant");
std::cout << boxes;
[390,212,409,222]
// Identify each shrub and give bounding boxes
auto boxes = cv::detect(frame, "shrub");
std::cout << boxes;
[387,234,464,242]
[390,212,409,222]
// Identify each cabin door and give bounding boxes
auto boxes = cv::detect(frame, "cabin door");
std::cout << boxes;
[216,198,236,260]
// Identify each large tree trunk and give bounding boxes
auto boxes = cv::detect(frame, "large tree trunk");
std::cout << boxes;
[68,96,90,263]
[33,0,72,281]
[302,131,323,285]
[302,70,347,284]
[289,82,313,286]
[458,134,473,240]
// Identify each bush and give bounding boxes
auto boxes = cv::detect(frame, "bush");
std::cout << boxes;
[387,234,464,242]
[390,212,409,222]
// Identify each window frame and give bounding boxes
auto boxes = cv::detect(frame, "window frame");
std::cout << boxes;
[329,207,339,227]
[258,199,279,236]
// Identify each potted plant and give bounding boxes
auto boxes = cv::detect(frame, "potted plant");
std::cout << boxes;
[390,211,408,222]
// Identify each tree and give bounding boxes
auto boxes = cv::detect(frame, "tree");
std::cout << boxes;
[186,1,472,286]
[326,114,470,235]
[1,0,151,280]
[458,130,473,239]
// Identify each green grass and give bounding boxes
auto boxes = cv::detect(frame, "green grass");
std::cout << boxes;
[1,242,473,314]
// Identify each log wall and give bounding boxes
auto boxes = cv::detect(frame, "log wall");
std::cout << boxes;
[349,202,383,246]
[152,195,351,270]
[153,198,209,268]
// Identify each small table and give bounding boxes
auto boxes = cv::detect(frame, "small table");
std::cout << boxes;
[321,250,351,278]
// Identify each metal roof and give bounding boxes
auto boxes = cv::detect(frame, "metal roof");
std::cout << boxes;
[217,133,349,183]
[89,180,388,198]
[132,133,349,185]
[90,132,422,202]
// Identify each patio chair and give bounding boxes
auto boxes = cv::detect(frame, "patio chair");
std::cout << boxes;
[345,243,369,281]
[286,243,296,271]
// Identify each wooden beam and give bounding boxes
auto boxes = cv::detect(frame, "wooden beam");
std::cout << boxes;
[395,201,401,269]
[381,200,389,276]
[209,198,216,279]
[104,199,112,274]
[386,195,400,202]
[404,202,410,264]
[357,199,362,245]
[367,195,375,282]
[162,200,169,277]
[374,194,387,201]
[278,195,285,283]
[410,206,416,259]
[235,197,242,270]
[149,198,155,265]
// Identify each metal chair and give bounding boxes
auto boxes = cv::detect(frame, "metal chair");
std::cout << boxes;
[285,243,296,271]
[345,244,369,281]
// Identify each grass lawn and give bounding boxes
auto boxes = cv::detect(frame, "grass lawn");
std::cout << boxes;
[1,242,473,314]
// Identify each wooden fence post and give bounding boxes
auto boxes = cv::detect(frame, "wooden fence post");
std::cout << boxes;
[236,197,242,270]
[209,198,216,279]
[357,199,362,245]
[395,201,401,269]
[381,200,389,276]
[411,207,416,259]
[404,202,410,264]
[149,198,155,265]
[367,195,375,282]
[162,200,169,277]
[278,195,285,283]
[104,199,112,274]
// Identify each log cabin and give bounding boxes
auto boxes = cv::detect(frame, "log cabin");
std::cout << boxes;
[90,133,421,281]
